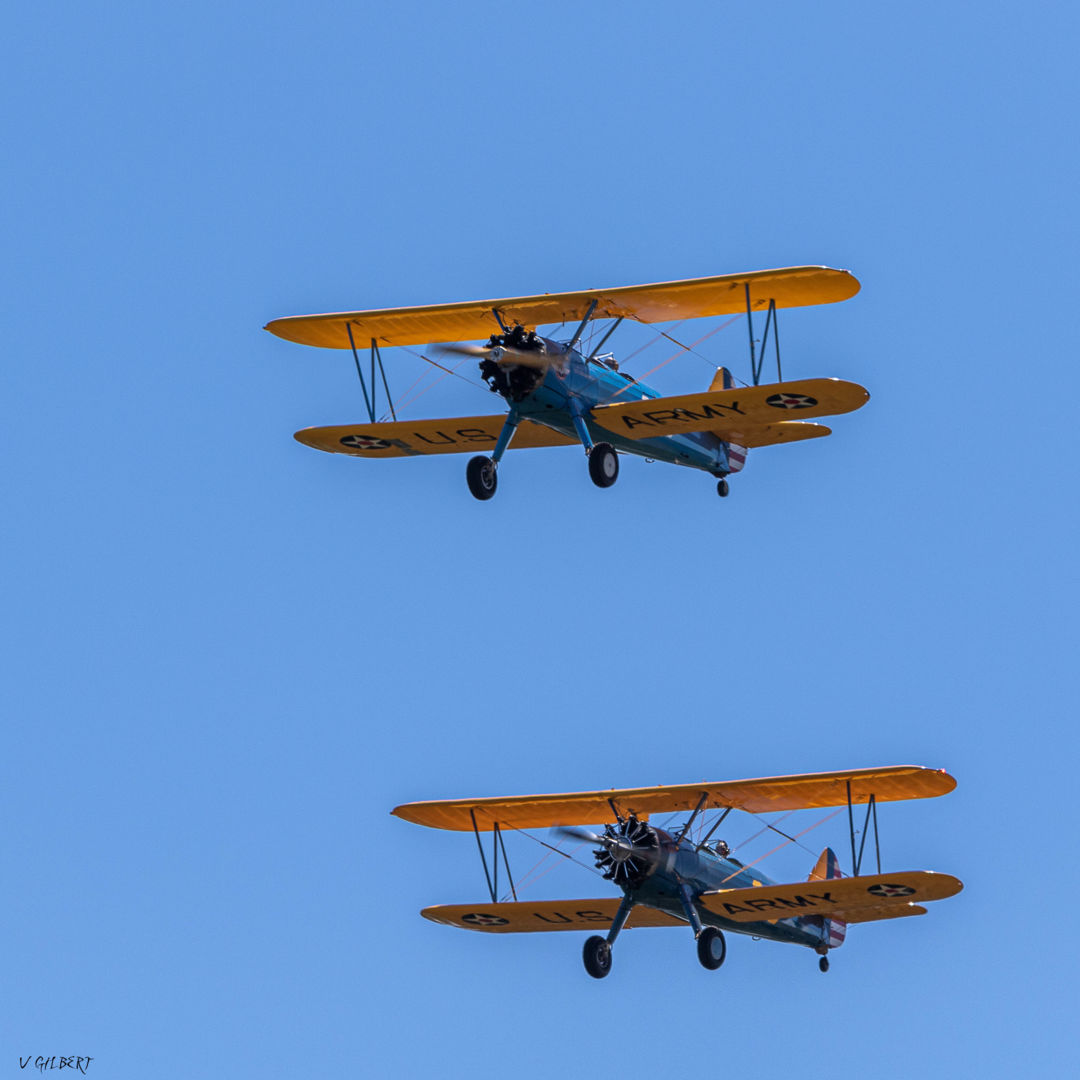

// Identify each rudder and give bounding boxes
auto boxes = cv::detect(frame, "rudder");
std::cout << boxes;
[708,367,748,474]
[808,847,847,947]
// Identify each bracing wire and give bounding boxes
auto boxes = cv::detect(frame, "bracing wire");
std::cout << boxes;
[599,315,746,405]
[388,347,489,417]
[720,809,843,885]
[507,825,607,891]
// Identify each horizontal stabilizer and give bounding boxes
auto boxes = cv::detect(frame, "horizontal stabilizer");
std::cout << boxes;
[592,378,868,440]
[843,903,928,924]
[699,871,962,924]
[392,765,957,832]
[421,900,686,934]
[266,266,860,350]
[295,416,576,457]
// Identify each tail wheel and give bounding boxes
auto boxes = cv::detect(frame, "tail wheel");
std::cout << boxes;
[819,955,830,973]
[696,927,726,970]
[466,456,497,501]
[716,478,730,497]
[583,935,612,979]
[588,443,619,488]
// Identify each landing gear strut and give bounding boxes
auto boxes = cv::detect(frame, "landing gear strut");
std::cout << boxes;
[568,404,618,490]
[583,935,612,979]
[466,456,497,501]
[588,442,619,488]
[581,892,634,979]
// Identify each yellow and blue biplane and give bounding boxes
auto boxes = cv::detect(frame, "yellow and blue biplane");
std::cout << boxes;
[393,766,961,977]
[266,266,869,499]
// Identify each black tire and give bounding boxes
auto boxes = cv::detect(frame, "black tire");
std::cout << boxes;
[583,935,612,979]
[466,456,497,501]
[696,926,726,970]
[588,443,619,488]
[819,955,830,973]
[716,478,730,497]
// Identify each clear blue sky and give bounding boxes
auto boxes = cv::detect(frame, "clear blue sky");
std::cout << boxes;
[4,2,1077,1077]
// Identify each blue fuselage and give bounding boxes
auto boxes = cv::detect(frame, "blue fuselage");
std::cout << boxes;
[499,342,733,476]
[633,828,831,951]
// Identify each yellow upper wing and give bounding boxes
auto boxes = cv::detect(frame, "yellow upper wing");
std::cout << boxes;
[699,871,962,924]
[265,266,860,349]
[391,766,957,832]
[295,416,577,457]
[591,378,869,440]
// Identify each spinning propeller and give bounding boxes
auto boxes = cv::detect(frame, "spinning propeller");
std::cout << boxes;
[554,814,661,889]
[436,326,565,372]
[437,342,553,369]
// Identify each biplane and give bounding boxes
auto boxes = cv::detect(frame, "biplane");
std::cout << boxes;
[265,266,869,499]
[393,766,961,978]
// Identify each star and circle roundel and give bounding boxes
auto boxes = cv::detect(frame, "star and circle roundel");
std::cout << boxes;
[765,392,818,410]
[461,912,509,926]
[340,434,392,450]
[867,882,916,898]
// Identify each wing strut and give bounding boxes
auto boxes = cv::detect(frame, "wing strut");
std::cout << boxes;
[496,824,518,901]
[344,324,397,421]
[744,285,783,386]
[846,782,882,876]
[469,809,517,902]
[470,809,496,902]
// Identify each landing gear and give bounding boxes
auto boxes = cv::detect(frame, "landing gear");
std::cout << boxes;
[583,935,612,979]
[588,442,619,488]
[466,456,497,501]
[819,955,830,973]
[716,478,730,497]
[696,927,726,970]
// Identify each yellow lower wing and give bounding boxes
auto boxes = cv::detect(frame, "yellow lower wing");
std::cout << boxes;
[295,416,576,457]
[592,378,868,439]
[421,899,686,933]
[699,871,962,924]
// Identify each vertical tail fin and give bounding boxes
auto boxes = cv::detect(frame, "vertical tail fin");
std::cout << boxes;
[708,367,748,474]
[808,847,843,882]
[708,366,736,391]
[808,847,847,948]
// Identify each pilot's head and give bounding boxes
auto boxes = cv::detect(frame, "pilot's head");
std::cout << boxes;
[713,840,731,858]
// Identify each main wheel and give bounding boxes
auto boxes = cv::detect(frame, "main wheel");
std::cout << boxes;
[588,443,619,488]
[696,927,726,970]
[466,456,497,501]
[716,478,730,497]
[583,935,612,979]
[819,955,830,973]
